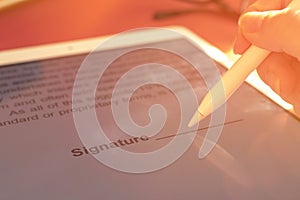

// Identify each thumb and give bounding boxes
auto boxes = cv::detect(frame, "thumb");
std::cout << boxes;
[239,9,300,61]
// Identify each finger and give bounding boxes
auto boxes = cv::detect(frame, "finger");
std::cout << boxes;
[257,52,300,107]
[244,0,291,12]
[293,105,300,114]
[233,0,292,54]
[239,8,300,61]
[233,19,252,54]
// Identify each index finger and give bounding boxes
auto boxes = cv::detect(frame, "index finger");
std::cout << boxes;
[234,0,292,54]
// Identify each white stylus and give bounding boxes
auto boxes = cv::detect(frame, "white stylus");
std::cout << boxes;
[188,45,270,127]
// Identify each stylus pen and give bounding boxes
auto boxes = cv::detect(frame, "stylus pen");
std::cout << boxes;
[188,45,270,127]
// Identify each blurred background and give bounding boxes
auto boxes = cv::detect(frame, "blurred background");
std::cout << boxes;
[0,0,248,53]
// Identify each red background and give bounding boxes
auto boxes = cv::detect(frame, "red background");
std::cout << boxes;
[0,0,242,52]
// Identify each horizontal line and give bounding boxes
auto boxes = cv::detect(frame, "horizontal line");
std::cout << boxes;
[155,119,244,141]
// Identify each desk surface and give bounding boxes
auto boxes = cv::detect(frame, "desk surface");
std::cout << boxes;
[0,0,241,52]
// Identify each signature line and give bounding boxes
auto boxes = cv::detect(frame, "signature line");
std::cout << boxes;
[155,119,244,141]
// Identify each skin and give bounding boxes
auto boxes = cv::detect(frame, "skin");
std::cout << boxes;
[234,0,300,112]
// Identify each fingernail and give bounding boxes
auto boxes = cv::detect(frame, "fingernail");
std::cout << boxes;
[265,72,275,86]
[273,77,281,95]
[239,12,267,33]
[266,72,281,95]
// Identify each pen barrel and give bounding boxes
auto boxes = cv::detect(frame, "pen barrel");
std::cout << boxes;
[198,45,270,116]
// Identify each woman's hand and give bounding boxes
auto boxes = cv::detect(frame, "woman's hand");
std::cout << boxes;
[234,0,300,111]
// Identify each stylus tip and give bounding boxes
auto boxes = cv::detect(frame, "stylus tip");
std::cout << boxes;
[188,111,204,127]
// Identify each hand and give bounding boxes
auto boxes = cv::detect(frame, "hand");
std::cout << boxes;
[234,0,300,111]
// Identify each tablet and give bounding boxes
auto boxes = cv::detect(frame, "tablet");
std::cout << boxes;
[1,27,300,200]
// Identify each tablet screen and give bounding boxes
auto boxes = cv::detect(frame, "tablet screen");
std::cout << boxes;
[1,33,300,200]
